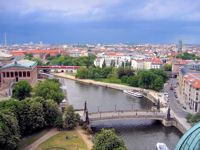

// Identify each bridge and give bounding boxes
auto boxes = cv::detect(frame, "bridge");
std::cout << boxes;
[88,110,165,122]
[76,101,171,126]
[37,66,80,73]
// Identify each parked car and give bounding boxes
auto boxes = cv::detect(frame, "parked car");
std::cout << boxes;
[170,87,174,90]
[183,106,186,110]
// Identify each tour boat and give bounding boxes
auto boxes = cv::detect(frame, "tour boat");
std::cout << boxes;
[123,90,143,98]
[156,143,169,150]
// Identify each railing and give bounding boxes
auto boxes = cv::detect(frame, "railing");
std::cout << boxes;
[88,110,165,121]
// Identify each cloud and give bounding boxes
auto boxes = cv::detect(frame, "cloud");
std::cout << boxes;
[0,0,200,22]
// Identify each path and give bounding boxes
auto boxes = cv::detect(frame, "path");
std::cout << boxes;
[76,126,93,150]
[23,128,60,150]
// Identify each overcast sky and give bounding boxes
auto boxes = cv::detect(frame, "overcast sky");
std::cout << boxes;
[0,0,200,44]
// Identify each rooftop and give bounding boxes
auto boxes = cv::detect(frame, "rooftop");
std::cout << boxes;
[0,59,37,69]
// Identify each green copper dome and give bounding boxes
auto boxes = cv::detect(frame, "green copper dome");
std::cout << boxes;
[175,122,200,150]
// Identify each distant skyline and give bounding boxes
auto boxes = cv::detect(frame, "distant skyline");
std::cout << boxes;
[0,0,200,44]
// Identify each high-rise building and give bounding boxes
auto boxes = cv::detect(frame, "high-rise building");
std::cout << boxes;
[178,40,182,52]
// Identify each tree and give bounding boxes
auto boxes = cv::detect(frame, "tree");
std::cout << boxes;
[150,76,164,91]
[150,69,169,82]
[76,67,89,79]
[0,110,20,150]
[12,80,32,100]
[34,79,64,103]
[117,67,126,79]
[138,70,156,89]
[43,99,59,127]
[121,76,128,83]
[163,64,172,71]
[54,111,63,130]
[127,76,138,87]
[92,128,126,150]
[63,105,80,129]
[102,59,106,68]
[102,67,113,78]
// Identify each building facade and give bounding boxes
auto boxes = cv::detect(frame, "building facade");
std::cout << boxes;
[179,64,200,113]
[0,60,38,88]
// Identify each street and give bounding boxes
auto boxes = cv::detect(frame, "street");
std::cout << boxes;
[165,78,188,118]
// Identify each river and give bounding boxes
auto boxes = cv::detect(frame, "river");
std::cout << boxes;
[58,77,182,150]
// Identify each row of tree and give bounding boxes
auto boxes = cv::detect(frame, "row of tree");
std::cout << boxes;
[76,66,169,91]
[12,79,64,103]
[176,52,200,60]
[0,97,59,149]
[0,78,82,150]
[46,54,96,67]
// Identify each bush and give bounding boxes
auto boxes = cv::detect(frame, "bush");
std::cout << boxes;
[186,113,192,122]
[81,123,88,130]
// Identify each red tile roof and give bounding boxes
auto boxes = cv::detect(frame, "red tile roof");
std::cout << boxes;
[185,73,200,88]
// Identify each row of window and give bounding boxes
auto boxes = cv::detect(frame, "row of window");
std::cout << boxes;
[2,71,31,78]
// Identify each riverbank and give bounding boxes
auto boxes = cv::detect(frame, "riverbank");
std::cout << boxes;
[53,73,192,134]
[53,73,162,105]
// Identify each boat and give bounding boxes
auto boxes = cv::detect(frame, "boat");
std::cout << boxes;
[156,143,169,150]
[123,90,143,98]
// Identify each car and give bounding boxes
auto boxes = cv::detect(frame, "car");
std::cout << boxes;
[165,95,169,98]
[170,87,174,90]
[183,106,186,110]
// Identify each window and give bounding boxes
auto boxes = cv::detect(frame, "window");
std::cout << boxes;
[195,102,198,112]
[23,71,26,77]
[27,71,30,77]
[19,72,22,77]
[11,72,14,77]
[3,72,5,77]
[15,72,18,77]
[6,72,10,77]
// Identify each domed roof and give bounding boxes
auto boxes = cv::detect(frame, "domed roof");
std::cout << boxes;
[175,122,200,150]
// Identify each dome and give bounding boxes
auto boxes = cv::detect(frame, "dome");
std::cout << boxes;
[175,122,200,150]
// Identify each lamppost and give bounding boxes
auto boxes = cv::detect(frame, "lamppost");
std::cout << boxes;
[97,106,100,112]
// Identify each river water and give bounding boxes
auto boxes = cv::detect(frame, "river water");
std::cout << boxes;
[59,77,182,150]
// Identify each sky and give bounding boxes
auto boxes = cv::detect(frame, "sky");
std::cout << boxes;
[0,0,200,44]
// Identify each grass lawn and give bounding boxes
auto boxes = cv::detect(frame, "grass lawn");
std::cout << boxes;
[36,130,88,150]
[17,128,51,150]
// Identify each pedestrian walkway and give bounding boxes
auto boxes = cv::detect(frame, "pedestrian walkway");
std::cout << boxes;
[23,128,60,150]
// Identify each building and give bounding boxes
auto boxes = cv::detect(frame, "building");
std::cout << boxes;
[0,51,14,66]
[151,58,163,69]
[179,63,200,113]
[0,60,38,88]
[131,59,144,70]
[177,40,183,53]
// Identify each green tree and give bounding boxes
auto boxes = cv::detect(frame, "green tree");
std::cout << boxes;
[163,64,172,71]
[150,76,164,91]
[121,76,128,83]
[127,76,138,87]
[76,67,89,79]
[138,70,156,89]
[102,67,113,78]
[92,128,126,150]
[0,110,20,150]
[102,59,106,68]
[150,69,169,82]
[117,67,126,79]
[54,112,63,130]
[63,105,80,129]
[34,79,64,103]
[12,80,32,100]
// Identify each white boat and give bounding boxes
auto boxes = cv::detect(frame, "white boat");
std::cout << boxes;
[123,90,143,98]
[156,143,169,150]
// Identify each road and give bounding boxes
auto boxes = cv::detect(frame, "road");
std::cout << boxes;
[164,78,188,118]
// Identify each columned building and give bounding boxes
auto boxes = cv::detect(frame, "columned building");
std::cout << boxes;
[0,60,38,88]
